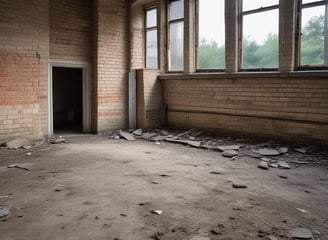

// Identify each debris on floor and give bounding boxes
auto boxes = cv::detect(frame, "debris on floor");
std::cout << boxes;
[150,210,162,215]
[119,130,136,141]
[48,136,67,144]
[7,163,30,171]
[0,204,10,218]
[105,128,327,173]
[5,138,30,150]
[232,182,247,189]
[289,227,313,239]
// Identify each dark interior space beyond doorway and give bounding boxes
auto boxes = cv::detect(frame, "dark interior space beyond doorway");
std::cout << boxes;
[53,67,83,133]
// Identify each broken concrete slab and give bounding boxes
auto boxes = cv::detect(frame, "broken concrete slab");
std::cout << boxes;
[260,157,272,162]
[289,228,313,239]
[294,148,307,154]
[152,136,169,142]
[222,150,239,158]
[132,129,143,136]
[258,148,280,156]
[269,162,279,168]
[119,131,135,141]
[267,235,278,240]
[258,161,269,170]
[217,145,243,152]
[141,132,157,140]
[7,163,30,171]
[278,160,291,169]
[6,138,30,149]
[0,204,10,218]
[160,129,169,136]
[165,138,201,148]
[278,147,289,154]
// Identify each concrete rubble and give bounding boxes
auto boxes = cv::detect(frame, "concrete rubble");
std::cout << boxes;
[289,228,313,239]
[5,138,30,150]
[106,128,325,172]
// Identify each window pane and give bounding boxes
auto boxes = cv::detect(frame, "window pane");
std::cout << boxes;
[170,0,184,20]
[146,30,158,68]
[302,0,320,4]
[169,21,184,71]
[300,5,327,66]
[146,9,157,28]
[242,9,279,68]
[243,0,278,11]
[198,0,225,69]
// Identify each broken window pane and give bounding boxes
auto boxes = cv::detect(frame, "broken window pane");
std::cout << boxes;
[146,30,158,68]
[169,21,184,71]
[198,0,225,69]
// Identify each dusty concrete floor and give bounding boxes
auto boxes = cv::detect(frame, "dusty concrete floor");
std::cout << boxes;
[0,135,327,240]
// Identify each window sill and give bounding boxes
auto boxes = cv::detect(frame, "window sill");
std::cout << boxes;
[158,70,328,80]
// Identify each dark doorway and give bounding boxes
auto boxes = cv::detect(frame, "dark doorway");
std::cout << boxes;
[53,67,83,133]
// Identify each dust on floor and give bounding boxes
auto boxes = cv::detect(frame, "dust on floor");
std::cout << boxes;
[0,135,327,240]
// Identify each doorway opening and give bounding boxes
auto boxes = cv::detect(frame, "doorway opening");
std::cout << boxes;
[52,67,83,134]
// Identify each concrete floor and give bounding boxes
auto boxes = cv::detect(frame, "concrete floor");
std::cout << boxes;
[0,135,327,240]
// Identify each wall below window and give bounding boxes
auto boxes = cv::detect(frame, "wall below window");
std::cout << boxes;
[161,75,328,145]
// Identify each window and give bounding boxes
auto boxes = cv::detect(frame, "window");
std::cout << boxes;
[145,8,158,69]
[197,0,225,70]
[241,0,279,70]
[298,0,328,68]
[168,0,184,71]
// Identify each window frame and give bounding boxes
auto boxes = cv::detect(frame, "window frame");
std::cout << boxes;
[167,0,185,73]
[295,0,328,70]
[145,6,159,69]
[195,0,226,72]
[239,0,279,71]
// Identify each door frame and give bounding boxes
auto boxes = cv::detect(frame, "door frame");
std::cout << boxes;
[48,60,92,136]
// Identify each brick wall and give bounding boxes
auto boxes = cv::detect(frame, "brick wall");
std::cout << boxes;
[162,76,328,145]
[137,69,162,129]
[94,0,129,132]
[50,0,93,62]
[0,0,49,141]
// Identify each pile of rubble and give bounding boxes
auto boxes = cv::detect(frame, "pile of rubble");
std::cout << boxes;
[107,128,328,170]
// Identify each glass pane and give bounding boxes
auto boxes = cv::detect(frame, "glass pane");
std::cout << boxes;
[169,21,184,71]
[242,9,279,68]
[243,0,278,12]
[302,0,320,4]
[146,9,157,28]
[300,5,327,66]
[146,30,158,68]
[170,0,184,20]
[198,0,225,69]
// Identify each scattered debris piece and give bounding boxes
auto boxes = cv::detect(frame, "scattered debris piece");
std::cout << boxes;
[26,152,32,156]
[222,150,239,158]
[151,181,159,184]
[258,148,280,156]
[22,145,32,150]
[155,142,160,145]
[7,164,30,171]
[153,136,168,141]
[232,182,247,189]
[294,148,307,154]
[291,160,308,165]
[142,133,157,140]
[54,189,63,192]
[150,210,162,215]
[114,135,120,140]
[132,129,143,136]
[289,228,313,239]
[279,147,289,154]
[217,145,243,151]
[120,213,127,217]
[296,208,307,213]
[279,175,288,179]
[160,129,169,136]
[6,138,30,149]
[260,157,272,162]
[278,161,291,169]
[159,174,171,177]
[258,161,269,170]
[119,131,135,141]
[210,171,222,175]
[49,137,66,144]
[269,162,279,168]
[165,138,201,148]
[267,235,278,240]
[0,205,10,218]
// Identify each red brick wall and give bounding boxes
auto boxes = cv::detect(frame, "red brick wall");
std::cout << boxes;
[0,0,49,141]
[94,0,129,131]
[50,0,93,61]
[162,76,328,145]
